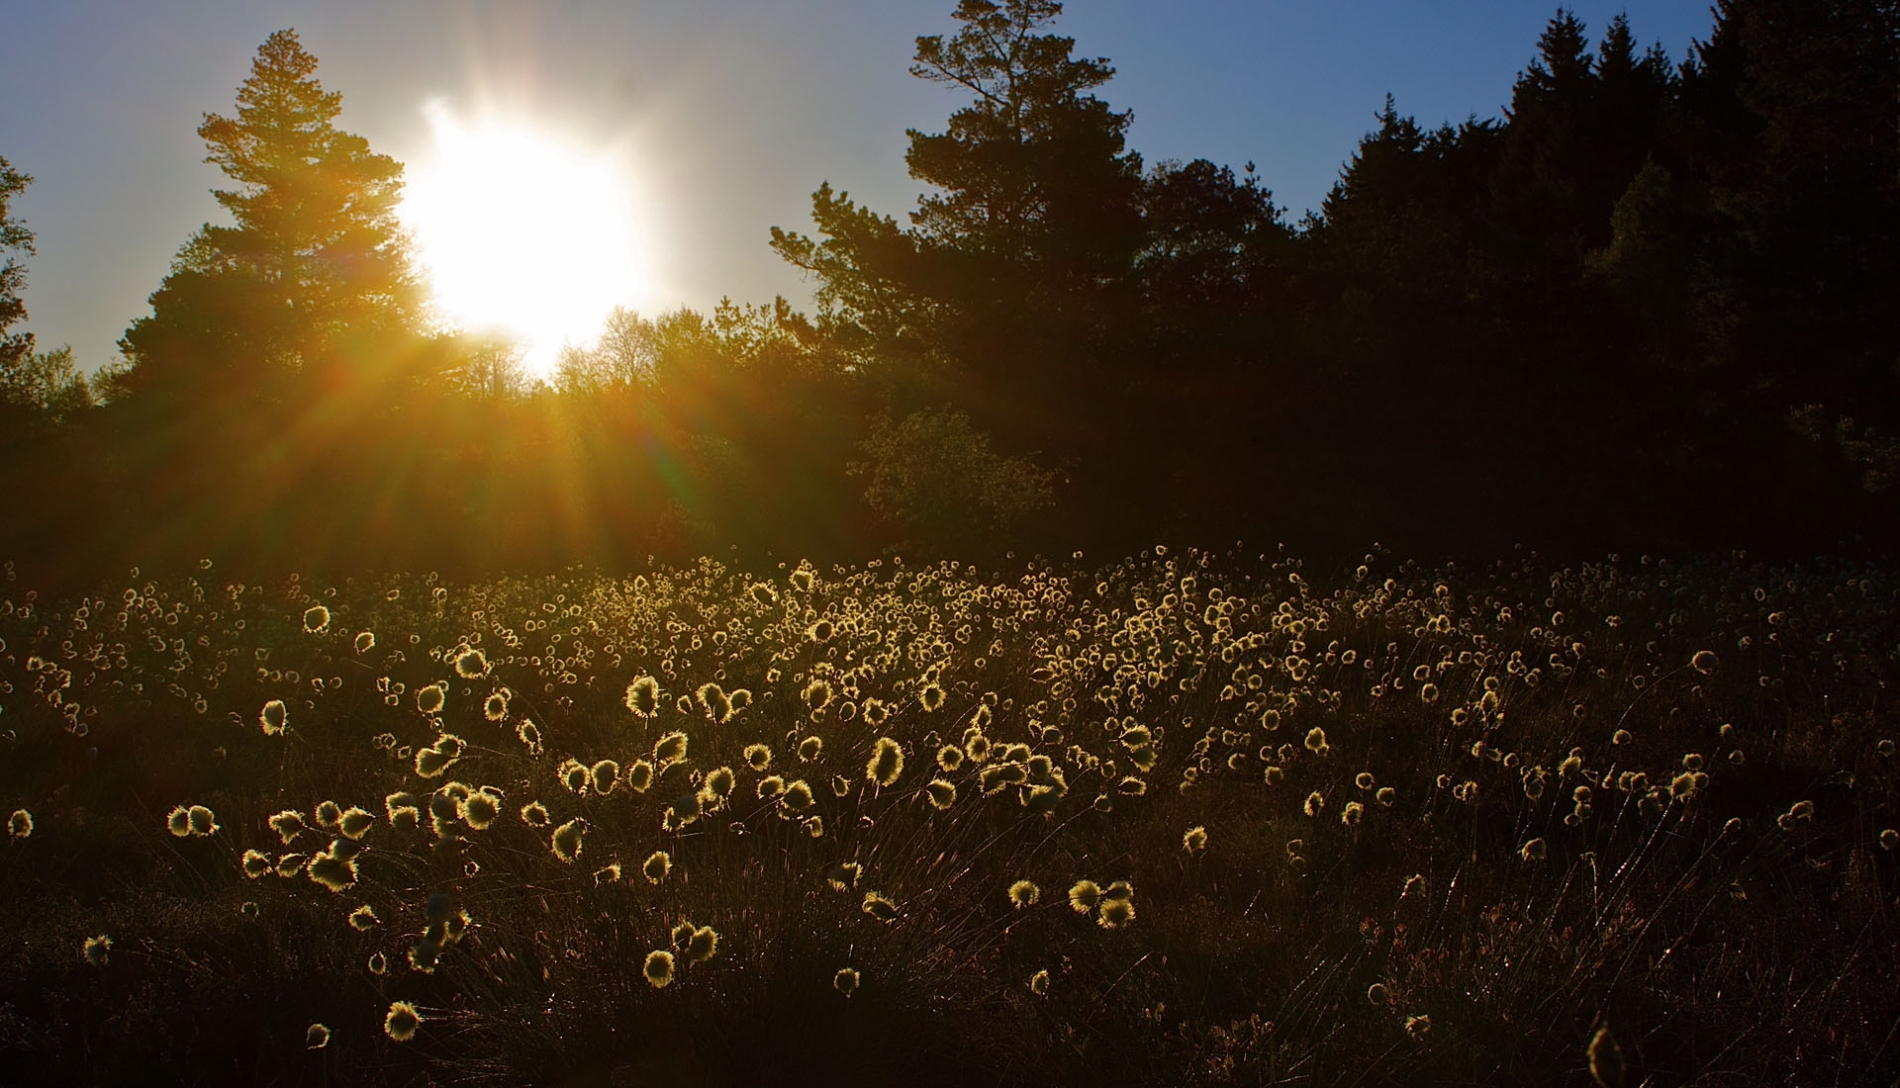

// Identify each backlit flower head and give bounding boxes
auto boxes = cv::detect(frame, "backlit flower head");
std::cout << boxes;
[302,605,330,634]
[242,848,273,878]
[918,683,946,713]
[516,719,544,755]
[781,779,816,812]
[338,807,375,840]
[314,800,343,830]
[1068,879,1101,914]
[653,731,688,766]
[867,736,904,788]
[551,819,586,863]
[625,759,654,793]
[268,809,306,844]
[643,849,672,884]
[590,760,620,795]
[559,759,590,794]
[696,682,733,723]
[643,949,675,988]
[383,1001,421,1042]
[453,647,489,679]
[306,851,357,892]
[624,676,662,718]
[415,746,453,778]
[483,691,509,722]
[803,678,833,712]
[461,789,501,830]
[861,891,898,922]
[686,925,719,963]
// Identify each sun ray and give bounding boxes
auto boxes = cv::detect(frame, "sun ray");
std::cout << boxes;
[401,104,647,376]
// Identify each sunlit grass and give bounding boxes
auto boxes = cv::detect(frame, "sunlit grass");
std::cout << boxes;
[0,549,1896,1083]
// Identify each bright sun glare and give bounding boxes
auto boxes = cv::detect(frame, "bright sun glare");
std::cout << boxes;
[401,104,646,376]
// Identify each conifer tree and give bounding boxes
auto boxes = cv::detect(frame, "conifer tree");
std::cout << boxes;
[0,156,35,378]
[772,4,1141,349]
[117,29,422,407]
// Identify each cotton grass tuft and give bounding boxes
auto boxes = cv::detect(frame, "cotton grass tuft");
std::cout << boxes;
[643,949,676,988]
[866,736,905,788]
[383,1001,421,1042]
[1008,879,1040,908]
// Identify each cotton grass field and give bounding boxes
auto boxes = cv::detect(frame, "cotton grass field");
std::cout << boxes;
[2,548,1897,1086]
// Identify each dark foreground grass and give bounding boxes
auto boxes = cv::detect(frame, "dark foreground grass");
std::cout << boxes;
[1,548,1897,1086]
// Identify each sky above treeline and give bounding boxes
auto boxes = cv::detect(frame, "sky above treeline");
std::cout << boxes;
[2,0,1714,372]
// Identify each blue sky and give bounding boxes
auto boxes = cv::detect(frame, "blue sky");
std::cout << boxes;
[0,0,1715,371]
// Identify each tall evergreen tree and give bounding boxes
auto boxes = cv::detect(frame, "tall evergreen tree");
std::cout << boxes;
[1488,9,1599,278]
[772,0,1144,422]
[903,0,1143,271]
[117,29,422,408]
[0,157,35,379]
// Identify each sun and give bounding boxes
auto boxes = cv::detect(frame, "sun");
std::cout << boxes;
[401,104,648,376]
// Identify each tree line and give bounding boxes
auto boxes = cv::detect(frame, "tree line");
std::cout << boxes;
[1,0,1895,591]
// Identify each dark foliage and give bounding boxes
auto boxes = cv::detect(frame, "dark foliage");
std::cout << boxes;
[0,1,1894,588]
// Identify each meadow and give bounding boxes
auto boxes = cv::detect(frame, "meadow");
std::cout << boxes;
[1,546,1896,1086]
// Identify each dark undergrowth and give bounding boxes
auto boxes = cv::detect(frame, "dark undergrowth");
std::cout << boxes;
[1,547,1896,1086]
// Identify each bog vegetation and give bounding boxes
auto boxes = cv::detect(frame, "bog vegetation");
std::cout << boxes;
[2,548,1898,1084]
